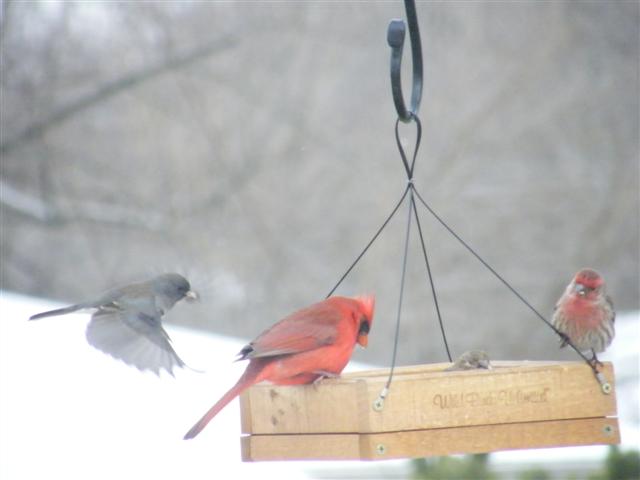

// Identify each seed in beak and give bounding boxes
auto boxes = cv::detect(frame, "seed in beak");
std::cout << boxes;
[185,290,199,301]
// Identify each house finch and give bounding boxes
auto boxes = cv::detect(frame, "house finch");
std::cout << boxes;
[445,350,492,371]
[30,273,198,375]
[184,295,375,439]
[552,268,615,367]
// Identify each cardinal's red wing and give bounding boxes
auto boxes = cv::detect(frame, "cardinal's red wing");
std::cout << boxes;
[242,303,343,359]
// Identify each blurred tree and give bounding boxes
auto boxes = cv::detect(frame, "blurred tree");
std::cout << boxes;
[517,468,551,480]
[588,446,640,480]
[411,447,640,480]
[411,453,497,480]
[1,1,638,366]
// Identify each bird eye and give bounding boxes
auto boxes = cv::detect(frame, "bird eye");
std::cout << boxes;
[358,320,370,335]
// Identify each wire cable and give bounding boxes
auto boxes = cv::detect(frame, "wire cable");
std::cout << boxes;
[326,184,411,298]
[412,187,597,370]
[383,190,414,393]
[410,193,452,361]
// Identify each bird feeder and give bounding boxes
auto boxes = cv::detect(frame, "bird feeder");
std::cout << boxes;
[240,361,619,461]
[237,0,621,462]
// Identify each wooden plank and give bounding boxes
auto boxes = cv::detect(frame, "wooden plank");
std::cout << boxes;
[365,362,616,434]
[339,360,580,379]
[241,417,620,461]
[240,362,616,434]
[240,378,368,434]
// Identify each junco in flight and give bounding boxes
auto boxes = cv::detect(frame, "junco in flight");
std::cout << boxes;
[30,273,198,376]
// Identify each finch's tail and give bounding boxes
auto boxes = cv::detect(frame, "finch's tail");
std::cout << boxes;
[183,360,264,440]
[29,305,83,320]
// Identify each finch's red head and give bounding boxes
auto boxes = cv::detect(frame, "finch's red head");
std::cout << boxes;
[354,295,375,348]
[572,268,605,298]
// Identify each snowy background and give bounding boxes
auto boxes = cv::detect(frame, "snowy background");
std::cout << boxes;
[1,291,637,479]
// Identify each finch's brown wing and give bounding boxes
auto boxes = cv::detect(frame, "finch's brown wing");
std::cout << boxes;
[606,295,615,323]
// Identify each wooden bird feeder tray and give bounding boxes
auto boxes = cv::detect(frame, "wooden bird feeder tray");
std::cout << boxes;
[239,361,619,461]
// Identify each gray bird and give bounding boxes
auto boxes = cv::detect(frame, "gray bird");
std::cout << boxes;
[445,350,492,371]
[29,273,198,376]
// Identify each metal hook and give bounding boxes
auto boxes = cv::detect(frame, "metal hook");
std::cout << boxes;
[387,0,423,123]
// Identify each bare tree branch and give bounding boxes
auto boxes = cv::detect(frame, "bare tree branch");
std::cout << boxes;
[0,179,56,222]
[60,197,169,230]
[1,33,238,155]
[0,0,12,47]
[1,179,168,230]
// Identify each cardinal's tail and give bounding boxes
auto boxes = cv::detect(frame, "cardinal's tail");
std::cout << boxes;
[29,304,83,320]
[183,360,265,440]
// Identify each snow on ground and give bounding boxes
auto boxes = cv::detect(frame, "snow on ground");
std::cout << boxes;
[0,292,322,480]
[1,291,637,480]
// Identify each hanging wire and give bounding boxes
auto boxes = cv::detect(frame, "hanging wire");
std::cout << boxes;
[393,115,452,363]
[395,116,416,177]
[410,194,451,361]
[326,185,410,298]
[341,0,454,405]
[388,2,453,365]
[329,0,606,408]
[386,0,598,378]
[376,189,414,406]
[411,188,599,372]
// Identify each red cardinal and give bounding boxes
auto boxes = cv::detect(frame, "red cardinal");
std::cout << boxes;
[184,295,375,439]
[552,268,615,366]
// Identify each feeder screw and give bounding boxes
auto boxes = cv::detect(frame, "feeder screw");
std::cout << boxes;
[595,372,612,395]
[373,387,389,412]
[376,443,387,455]
[603,424,614,437]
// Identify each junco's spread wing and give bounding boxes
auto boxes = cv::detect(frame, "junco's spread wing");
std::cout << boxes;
[86,306,186,376]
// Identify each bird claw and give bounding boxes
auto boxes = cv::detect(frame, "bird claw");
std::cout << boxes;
[588,357,604,370]
[558,332,570,347]
[588,350,604,371]
[312,371,339,390]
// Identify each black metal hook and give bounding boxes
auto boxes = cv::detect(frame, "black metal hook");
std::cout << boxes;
[388,0,423,123]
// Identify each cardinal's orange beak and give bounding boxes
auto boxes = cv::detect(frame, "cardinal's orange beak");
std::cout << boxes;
[357,334,369,348]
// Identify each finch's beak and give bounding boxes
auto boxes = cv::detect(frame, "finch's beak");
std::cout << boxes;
[185,290,199,302]
[574,283,586,296]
